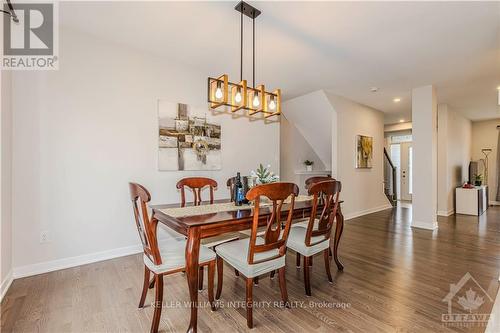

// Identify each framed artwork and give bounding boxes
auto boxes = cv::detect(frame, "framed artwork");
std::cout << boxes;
[356,135,373,169]
[158,101,221,171]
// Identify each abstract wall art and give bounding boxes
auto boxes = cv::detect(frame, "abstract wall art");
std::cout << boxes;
[158,101,222,171]
[356,135,373,169]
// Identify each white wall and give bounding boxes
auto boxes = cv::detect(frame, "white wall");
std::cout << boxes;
[326,93,391,219]
[471,119,500,203]
[411,85,438,230]
[437,104,472,216]
[282,90,333,170]
[10,28,279,275]
[1,69,13,298]
[280,114,327,193]
[384,122,412,133]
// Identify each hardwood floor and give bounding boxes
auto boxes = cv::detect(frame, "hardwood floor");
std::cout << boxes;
[2,205,499,332]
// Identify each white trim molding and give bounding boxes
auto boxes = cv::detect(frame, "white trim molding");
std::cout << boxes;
[13,244,142,279]
[344,204,394,221]
[411,220,439,230]
[0,269,13,301]
[437,209,455,217]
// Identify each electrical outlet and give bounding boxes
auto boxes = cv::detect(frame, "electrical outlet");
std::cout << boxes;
[40,230,51,243]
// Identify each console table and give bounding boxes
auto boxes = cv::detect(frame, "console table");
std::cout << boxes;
[455,185,488,216]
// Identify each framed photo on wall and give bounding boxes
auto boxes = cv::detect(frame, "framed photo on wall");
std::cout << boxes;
[356,135,373,169]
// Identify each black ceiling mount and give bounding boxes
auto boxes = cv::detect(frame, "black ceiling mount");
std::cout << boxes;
[1,0,18,23]
[234,1,261,19]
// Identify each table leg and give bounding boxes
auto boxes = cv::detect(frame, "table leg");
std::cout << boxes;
[333,204,344,271]
[186,227,201,333]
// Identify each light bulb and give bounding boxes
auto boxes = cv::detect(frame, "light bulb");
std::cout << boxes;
[269,99,276,110]
[215,87,223,99]
[235,91,242,103]
[253,94,260,107]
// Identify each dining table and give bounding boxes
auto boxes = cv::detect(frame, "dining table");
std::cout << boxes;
[150,196,345,333]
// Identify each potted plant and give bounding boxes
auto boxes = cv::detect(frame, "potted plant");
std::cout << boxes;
[474,174,483,186]
[250,164,279,185]
[304,160,314,172]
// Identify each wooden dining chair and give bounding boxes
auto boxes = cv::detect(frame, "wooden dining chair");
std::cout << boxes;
[305,175,333,191]
[176,177,218,207]
[230,177,267,244]
[129,182,217,333]
[286,180,341,296]
[295,175,334,229]
[215,182,299,328]
[176,177,239,290]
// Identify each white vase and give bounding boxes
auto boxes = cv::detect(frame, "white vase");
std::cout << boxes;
[306,165,313,172]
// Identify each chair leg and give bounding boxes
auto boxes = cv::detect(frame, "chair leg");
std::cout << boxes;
[303,256,312,296]
[278,267,290,308]
[148,278,155,289]
[151,274,163,333]
[198,266,204,290]
[246,278,254,328]
[296,253,301,268]
[253,276,259,285]
[216,256,223,300]
[270,270,275,279]
[234,269,240,276]
[323,249,333,283]
[139,265,150,308]
[208,261,216,311]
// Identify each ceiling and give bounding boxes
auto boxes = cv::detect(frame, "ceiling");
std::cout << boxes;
[60,1,500,123]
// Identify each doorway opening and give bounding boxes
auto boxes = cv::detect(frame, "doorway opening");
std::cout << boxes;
[390,134,413,202]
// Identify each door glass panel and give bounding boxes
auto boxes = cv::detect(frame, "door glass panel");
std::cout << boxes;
[408,146,413,195]
[390,144,401,200]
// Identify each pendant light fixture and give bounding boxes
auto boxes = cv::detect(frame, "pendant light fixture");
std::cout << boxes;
[207,1,281,118]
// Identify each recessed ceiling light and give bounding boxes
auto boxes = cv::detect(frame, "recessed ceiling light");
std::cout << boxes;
[399,119,405,123]
[371,87,378,93]
[393,98,401,103]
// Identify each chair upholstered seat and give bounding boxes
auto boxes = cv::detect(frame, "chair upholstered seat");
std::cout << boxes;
[286,226,330,257]
[201,233,240,247]
[215,238,285,278]
[143,240,216,274]
[292,218,320,230]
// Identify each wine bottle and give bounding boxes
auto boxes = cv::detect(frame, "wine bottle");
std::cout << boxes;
[235,172,244,206]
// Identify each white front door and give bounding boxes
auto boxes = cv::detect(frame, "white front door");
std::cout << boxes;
[400,142,412,201]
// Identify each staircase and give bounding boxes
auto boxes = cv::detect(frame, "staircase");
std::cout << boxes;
[384,148,397,206]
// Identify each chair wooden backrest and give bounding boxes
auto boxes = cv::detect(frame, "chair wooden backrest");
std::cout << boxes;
[227,176,250,202]
[129,182,162,265]
[304,180,341,247]
[245,182,300,265]
[176,177,217,207]
[305,176,333,190]
[227,177,236,202]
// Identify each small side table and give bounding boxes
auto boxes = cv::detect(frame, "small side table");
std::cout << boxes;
[455,185,488,216]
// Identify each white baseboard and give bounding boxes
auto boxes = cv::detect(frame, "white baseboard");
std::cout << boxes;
[13,244,142,279]
[0,269,13,302]
[344,203,394,221]
[411,220,438,230]
[437,209,455,217]
[490,201,500,206]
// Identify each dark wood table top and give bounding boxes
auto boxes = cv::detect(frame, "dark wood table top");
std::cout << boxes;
[151,198,343,228]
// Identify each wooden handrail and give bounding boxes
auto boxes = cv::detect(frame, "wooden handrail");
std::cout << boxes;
[384,148,395,170]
